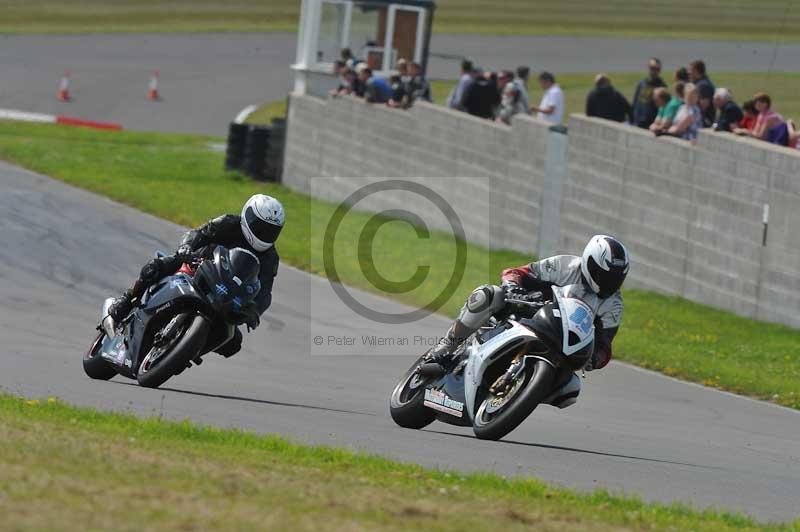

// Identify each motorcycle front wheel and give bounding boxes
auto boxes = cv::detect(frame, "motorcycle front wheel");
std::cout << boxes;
[472,359,556,441]
[389,355,437,429]
[83,331,118,380]
[137,313,210,389]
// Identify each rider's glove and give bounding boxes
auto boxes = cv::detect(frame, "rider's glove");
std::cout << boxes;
[176,244,193,261]
[245,313,260,332]
[503,283,528,298]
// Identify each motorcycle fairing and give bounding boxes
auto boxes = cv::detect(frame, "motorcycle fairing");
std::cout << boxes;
[97,273,213,377]
[463,321,538,421]
[423,372,472,427]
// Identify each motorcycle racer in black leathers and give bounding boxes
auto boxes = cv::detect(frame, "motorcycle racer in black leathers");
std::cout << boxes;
[107,194,284,357]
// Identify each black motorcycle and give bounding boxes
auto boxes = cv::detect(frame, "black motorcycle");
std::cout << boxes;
[83,246,261,388]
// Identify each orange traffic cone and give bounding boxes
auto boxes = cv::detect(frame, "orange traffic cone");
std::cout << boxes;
[57,69,71,102]
[147,69,160,101]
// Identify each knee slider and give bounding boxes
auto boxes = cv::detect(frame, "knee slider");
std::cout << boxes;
[466,286,495,313]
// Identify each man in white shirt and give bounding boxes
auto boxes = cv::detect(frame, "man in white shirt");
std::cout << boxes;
[530,71,564,125]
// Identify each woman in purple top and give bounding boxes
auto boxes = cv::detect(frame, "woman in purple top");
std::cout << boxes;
[737,92,787,145]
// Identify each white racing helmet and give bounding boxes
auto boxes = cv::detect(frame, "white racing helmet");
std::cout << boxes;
[581,235,630,298]
[240,194,285,252]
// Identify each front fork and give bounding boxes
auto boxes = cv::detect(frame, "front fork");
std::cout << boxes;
[489,345,529,397]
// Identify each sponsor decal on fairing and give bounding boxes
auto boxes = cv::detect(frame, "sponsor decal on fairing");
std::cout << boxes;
[424,388,464,417]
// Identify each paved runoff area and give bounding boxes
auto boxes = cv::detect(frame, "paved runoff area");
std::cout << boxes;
[1,161,799,522]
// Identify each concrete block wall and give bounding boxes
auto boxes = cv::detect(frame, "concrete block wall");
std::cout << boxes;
[284,95,800,328]
[566,115,800,327]
[284,94,554,256]
[563,116,696,297]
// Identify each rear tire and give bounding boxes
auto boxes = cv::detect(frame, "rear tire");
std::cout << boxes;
[472,359,556,441]
[137,314,210,389]
[83,332,117,380]
[389,355,436,429]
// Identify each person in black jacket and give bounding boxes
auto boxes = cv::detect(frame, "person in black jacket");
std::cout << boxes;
[107,194,284,357]
[463,70,500,120]
[586,74,631,122]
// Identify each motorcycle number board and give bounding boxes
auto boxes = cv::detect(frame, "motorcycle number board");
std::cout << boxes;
[559,296,595,355]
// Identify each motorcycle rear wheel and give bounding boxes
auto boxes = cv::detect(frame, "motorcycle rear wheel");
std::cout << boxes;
[389,355,436,429]
[137,314,210,389]
[83,332,118,380]
[472,359,556,441]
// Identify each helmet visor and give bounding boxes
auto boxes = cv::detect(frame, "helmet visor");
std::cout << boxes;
[586,256,627,297]
[244,206,282,244]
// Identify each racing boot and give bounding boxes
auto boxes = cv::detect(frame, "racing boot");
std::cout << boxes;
[419,320,474,378]
[107,279,146,323]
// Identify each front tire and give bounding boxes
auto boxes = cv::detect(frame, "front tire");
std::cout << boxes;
[389,355,436,429]
[472,359,556,441]
[137,314,210,389]
[83,332,118,380]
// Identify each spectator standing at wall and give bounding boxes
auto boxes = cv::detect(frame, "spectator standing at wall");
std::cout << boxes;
[737,100,758,131]
[330,60,352,96]
[788,119,800,150]
[387,73,409,108]
[447,59,475,110]
[585,74,631,122]
[406,62,432,103]
[712,88,743,132]
[649,85,684,133]
[735,92,788,145]
[530,71,564,125]
[665,83,703,141]
[689,60,716,127]
[395,58,408,79]
[495,70,527,124]
[515,66,531,112]
[358,66,392,104]
[462,70,500,120]
[674,67,689,82]
[631,57,666,128]
[648,88,671,133]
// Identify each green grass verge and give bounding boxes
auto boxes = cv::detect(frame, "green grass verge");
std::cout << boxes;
[244,98,287,126]
[2,0,800,41]
[0,121,798,410]
[429,72,800,125]
[2,393,795,530]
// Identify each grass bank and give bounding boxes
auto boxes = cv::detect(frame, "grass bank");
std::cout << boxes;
[0,121,798,410]
[2,0,799,42]
[1,393,793,531]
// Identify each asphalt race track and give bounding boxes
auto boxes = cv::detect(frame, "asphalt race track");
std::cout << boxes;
[3,33,800,135]
[2,162,800,522]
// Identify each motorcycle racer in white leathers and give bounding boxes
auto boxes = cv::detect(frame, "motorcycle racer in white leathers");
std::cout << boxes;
[426,235,630,379]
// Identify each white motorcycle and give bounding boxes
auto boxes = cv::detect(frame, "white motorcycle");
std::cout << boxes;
[390,284,595,441]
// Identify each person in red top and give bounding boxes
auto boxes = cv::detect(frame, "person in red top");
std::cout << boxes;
[736,99,758,132]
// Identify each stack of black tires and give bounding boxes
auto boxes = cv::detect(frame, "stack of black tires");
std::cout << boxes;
[224,117,285,182]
